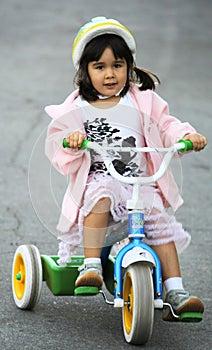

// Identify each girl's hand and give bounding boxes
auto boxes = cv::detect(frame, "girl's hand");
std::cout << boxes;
[183,133,207,152]
[65,131,85,149]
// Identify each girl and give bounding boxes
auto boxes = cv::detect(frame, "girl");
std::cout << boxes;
[45,17,207,321]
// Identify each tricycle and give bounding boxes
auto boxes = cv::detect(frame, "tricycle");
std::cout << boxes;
[12,138,202,346]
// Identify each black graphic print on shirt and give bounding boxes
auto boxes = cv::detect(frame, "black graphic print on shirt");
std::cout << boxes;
[84,117,143,177]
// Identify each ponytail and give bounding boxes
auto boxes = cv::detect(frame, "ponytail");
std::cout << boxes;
[132,66,160,91]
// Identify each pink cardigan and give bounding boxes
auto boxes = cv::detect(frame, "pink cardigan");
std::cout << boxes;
[45,85,196,233]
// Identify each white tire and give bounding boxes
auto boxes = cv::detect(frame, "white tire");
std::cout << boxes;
[122,263,154,345]
[12,245,42,309]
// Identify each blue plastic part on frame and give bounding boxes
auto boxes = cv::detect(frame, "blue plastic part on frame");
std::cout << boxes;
[113,238,163,301]
[128,212,145,235]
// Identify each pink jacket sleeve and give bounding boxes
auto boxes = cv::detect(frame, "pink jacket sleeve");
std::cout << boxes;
[45,110,87,176]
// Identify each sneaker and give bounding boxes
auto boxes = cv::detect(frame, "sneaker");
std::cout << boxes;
[163,289,204,322]
[75,263,103,289]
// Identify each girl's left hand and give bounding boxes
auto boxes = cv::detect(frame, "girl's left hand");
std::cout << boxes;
[183,133,207,152]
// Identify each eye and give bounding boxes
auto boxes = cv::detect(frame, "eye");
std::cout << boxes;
[95,65,104,70]
[114,61,125,68]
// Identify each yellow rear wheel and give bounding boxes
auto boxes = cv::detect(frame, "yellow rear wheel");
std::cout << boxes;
[13,253,26,300]
[12,245,42,309]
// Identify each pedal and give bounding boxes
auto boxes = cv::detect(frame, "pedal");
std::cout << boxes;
[74,286,99,296]
[179,312,203,323]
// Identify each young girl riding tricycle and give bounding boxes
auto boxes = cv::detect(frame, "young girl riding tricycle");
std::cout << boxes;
[12,16,207,346]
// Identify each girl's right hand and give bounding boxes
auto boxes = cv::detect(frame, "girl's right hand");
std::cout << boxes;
[65,131,85,149]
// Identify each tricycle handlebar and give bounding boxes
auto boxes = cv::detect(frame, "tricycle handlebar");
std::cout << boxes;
[62,138,193,185]
[62,138,193,153]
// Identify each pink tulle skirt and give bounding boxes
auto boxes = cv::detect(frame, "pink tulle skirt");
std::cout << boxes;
[58,173,190,265]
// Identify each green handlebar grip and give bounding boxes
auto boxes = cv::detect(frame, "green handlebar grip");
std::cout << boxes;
[62,138,91,150]
[62,138,70,148]
[79,139,91,150]
[178,139,193,152]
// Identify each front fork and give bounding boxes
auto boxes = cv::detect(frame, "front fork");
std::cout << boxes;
[113,239,163,307]
[113,211,163,307]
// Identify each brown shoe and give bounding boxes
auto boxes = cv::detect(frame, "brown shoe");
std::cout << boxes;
[75,263,103,289]
[163,290,204,322]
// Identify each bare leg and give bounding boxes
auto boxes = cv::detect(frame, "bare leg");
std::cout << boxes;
[83,197,111,258]
[75,198,111,288]
[151,241,181,281]
[154,243,205,321]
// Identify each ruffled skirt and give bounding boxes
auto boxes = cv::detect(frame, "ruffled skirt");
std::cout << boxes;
[58,173,190,265]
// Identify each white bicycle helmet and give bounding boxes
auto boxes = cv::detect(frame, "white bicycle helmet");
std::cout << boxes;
[72,16,136,69]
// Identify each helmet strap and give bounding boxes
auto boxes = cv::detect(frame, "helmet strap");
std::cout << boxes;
[98,86,124,100]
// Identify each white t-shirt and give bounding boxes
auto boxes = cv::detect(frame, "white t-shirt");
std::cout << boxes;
[75,92,147,177]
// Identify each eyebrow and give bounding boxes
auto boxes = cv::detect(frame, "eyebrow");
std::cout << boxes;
[91,59,125,66]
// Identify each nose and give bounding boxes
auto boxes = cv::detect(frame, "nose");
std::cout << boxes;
[105,67,115,79]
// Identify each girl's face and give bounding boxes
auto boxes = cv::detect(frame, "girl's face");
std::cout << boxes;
[88,47,127,98]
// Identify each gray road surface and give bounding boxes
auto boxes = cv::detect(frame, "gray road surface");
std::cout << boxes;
[0,0,211,349]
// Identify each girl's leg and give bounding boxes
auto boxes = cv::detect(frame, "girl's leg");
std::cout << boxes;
[151,241,181,281]
[152,241,204,321]
[83,197,111,258]
[75,197,111,288]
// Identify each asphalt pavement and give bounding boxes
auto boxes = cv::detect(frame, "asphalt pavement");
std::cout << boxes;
[0,0,211,349]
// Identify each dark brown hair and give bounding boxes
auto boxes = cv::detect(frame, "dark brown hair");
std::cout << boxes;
[75,34,160,101]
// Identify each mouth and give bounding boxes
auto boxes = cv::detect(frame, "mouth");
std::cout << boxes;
[104,82,117,89]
